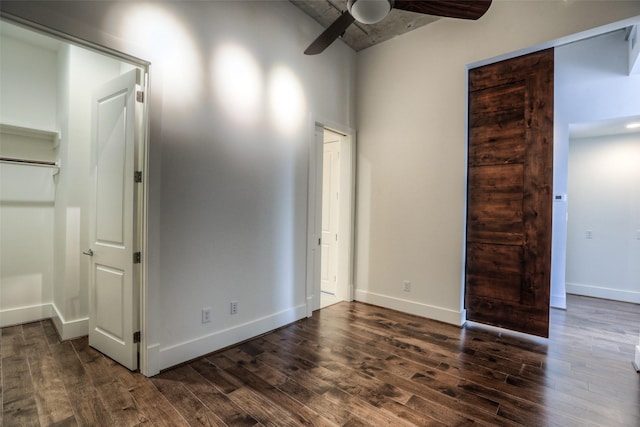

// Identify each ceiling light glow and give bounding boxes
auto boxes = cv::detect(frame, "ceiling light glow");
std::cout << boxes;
[268,66,306,136]
[213,43,263,126]
[121,6,202,107]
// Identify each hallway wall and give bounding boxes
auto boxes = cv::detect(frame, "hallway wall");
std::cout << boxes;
[566,133,640,302]
[354,1,640,323]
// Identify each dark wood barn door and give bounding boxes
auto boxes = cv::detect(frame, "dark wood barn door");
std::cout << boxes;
[465,49,554,337]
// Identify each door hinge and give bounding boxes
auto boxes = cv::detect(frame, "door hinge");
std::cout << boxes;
[133,252,141,264]
[134,171,143,183]
[133,331,141,343]
[136,90,144,103]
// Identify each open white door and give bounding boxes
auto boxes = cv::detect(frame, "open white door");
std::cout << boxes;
[87,69,139,370]
[320,136,341,308]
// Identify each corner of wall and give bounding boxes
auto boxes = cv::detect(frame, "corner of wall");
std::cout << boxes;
[51,302,88,340]
[354,289,466,326]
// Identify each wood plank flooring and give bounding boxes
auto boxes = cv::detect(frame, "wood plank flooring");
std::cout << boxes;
[2,294,639,426]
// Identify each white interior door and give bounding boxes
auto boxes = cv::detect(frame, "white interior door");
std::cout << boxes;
[88,69,139,370]
[320,134,341,308]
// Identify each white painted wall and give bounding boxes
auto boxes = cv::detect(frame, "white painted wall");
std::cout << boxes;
[556,30,640,127]
[566,133,640,302]
[0,33,57,130]
[1,0,356,374]
[0,33,57,326]
[555,29,640,305]
[354,1,640,325]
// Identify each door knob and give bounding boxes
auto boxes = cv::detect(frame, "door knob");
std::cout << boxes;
[83,249,94,256]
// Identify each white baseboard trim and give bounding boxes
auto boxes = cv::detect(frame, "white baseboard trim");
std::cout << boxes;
[354,289,466,326]
[0,303,53,327]
[550,294,567,309]
[157,304,307,371]
[50,303,88,340]
[566,283,640,304]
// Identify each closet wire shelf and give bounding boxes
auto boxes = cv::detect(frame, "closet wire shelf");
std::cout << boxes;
[0,157,59,168]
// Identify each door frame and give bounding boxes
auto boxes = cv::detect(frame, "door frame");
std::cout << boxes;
[1,14,152,375]
[306,117,356,316]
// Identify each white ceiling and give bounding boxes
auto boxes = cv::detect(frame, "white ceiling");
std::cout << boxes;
[569,115,640,139]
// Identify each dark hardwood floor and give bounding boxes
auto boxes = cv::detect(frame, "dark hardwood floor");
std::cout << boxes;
[2,294,639,426]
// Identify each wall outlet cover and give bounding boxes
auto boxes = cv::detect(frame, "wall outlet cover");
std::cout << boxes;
[202,307,212,324]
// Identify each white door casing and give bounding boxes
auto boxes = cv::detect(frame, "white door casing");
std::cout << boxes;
[88,69,139,370]
[320,137,341,307]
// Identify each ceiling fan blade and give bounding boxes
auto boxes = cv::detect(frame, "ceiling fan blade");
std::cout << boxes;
[305,11,356,55]
[394,0,492,20]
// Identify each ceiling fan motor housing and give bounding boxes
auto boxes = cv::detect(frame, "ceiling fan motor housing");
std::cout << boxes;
[347,0,394,25]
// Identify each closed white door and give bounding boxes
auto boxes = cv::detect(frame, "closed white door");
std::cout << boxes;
[88,69,139,370]
[320,137,340,304]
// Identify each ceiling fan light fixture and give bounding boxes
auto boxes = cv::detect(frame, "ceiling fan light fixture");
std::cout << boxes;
[347,0,393,25]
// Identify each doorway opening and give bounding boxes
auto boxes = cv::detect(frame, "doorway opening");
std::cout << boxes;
[306,123,355,314]
[564,117,640,303]
[464,18,639,338]
[556,29,640,307]
[0,17,150,372]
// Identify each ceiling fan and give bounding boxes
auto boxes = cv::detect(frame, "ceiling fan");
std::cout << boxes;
[304,0,492,55]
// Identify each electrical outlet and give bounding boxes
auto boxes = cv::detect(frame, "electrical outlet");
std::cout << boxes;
[585,230,593,239]
[403,280,411,292]
[202,307,212,324]
[230,301,238,315]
